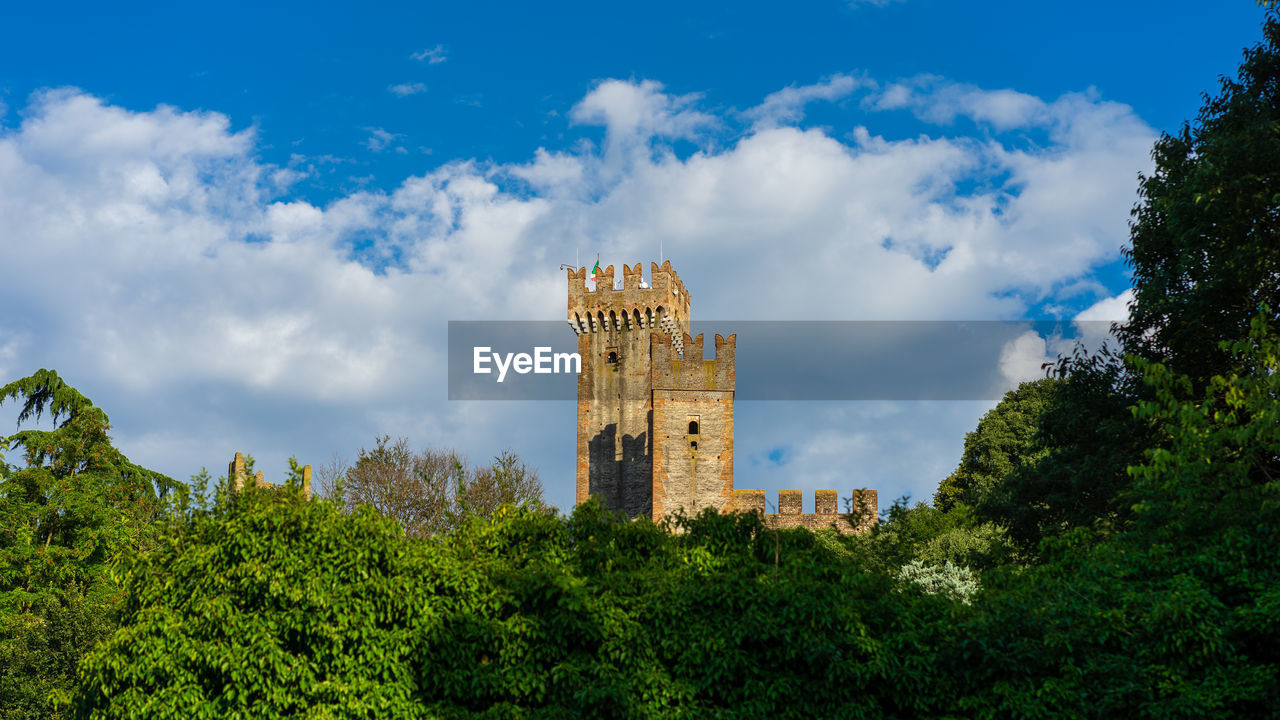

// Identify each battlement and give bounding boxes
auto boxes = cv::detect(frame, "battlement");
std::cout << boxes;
[651,332,736,391]
[568,261,691,338]
[731,488,878,534]
[227,451,312,500]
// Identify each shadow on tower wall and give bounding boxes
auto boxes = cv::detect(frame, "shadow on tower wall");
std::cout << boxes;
[588,424,651,518]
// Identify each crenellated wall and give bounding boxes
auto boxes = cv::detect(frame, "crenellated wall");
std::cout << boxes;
[732,488,878,533]
[567,261,691,348]
[650,332,736,390]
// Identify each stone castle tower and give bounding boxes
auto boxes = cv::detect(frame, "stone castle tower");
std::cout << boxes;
[568,260,877,531]
[567,261,733,521]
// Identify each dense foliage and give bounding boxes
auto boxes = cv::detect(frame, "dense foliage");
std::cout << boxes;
[0,370,178,719]
[934,378,1057,514]
[74,495,954,719]
[1121,14,1280,386]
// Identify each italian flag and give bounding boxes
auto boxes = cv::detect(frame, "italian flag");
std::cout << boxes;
[591,259,602,282]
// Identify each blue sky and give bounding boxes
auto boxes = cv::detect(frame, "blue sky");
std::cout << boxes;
[0,2,1270,512]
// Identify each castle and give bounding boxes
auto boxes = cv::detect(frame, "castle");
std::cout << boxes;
[568,261,877,532]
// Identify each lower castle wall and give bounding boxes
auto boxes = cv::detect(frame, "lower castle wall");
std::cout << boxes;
[732,488,878,534]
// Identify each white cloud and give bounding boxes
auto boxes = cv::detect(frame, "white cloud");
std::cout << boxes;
[411,45,447,64]
[744,73,868,128]
[389,83,427,97]
[998,331,1053,387]
[0,77,1156,509]
[569,79,716,177]
[1075,288,1133,323]
[570,79,714,141]
[869,76,1049,130]
[363,126,404,152]
[1071,287,1134,353]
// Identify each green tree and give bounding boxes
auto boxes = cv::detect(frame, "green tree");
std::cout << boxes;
[74,484,445,719]
[1120,11,1280,388]
[942,313,1280,717]
[934,378,1058,513]
[76,491,964,719]
[851,499,1009,575]
[0,370,177,719]
[978,347,1153,557]
[972,12,1280,559]
[343,436,546,536]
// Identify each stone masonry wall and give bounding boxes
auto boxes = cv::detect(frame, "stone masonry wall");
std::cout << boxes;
[650,331,736,523]
[227,451,312,500]
[576,321,656,516]
[571,261,692,517]
[651,388,734,522]
[732,488,878,534]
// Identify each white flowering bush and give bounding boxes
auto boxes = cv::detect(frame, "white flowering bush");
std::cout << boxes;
[897,560,979,604]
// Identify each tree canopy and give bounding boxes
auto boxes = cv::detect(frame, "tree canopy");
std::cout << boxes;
[0,371,177,719]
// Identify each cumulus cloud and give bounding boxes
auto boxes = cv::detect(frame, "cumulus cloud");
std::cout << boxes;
[0,76,1156,509]
[1070,287,1134,352]
[389,83,427,97]
[569,79,716,175]
[1075,288,1133,323]
[998,331,1053,387]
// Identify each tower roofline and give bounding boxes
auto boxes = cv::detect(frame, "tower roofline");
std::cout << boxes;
[568,260,692,337]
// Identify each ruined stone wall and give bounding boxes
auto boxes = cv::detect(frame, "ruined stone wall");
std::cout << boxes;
[227,451,312,500]
[732,488,878,534]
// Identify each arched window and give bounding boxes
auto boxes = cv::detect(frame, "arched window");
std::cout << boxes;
[688,420,699,435]
[690,441,698,451]
[607,350,618,364]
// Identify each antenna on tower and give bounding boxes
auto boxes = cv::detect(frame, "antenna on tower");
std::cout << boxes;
[660,239,663,265]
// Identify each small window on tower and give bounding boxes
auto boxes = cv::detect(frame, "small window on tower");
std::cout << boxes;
[607,349,618,364]
[690,441,698,451]
[688,420,699,435]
